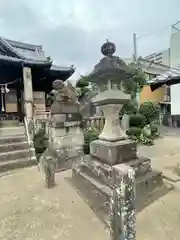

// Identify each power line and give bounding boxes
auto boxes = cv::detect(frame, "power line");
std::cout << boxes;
[137,24,171,40]
[137,20,180,40]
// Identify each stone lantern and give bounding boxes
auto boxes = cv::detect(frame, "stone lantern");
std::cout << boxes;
[89,40,133,117]
[73,40,165,224]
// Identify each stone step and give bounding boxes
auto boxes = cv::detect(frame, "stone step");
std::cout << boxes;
[0,135,27,145]
[72,167,166,226]
[0,141,29,153]
[74,167,163,201]
[136,169,163,195]
[72,168,111,220]
[80,156,152,187]
[0,127,25,137]
[0,120,20,127]
[0,149,30,162]
[0,158,37,173]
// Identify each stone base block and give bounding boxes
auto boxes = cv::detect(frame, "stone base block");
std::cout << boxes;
[51,103,79,115]
[90,139,137,164]
[79,155,152,187]
[72,163,169,225]
[72,168,172,225]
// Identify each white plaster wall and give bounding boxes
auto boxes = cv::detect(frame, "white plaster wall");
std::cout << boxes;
[171,83,180,115]
[170,31,180,68]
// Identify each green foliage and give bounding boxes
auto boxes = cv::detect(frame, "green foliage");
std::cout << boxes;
[120,101,138,116]
[123,64,146,99]
[139,101,160,123]
[76,75,89,88]
[83,129,99,154]
[75,75,90,101]
[138,133,154,145]
[127,127,154,145]
[129,114,147,128]
[150,123,160,138]
[33,128,49,161]
[150,123,158,134]
[126,127,142,137]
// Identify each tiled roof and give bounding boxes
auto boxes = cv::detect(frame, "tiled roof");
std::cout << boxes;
[51,64,75,72]
[150,67,180,91]
[4,38,46,61]
[0,37,75,73]
[150,68,180,83]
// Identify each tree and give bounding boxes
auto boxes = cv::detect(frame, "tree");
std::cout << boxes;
[75,75,90,101]
[139,101,160,123]
[120,63,146,116]
[123,63,146,100]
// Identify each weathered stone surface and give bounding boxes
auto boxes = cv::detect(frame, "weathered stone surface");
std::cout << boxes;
[51,103,79,114]
[109,164,136,240]
[43,156,56,188]
[78,155,152,188]
[90,139,137,164]
[0,127,35,173]
[50,79,79,114]
[73,164,164,222]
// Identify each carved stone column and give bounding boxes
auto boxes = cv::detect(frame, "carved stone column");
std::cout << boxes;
[99,104,126,142]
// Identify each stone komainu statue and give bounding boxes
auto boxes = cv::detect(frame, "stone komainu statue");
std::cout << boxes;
[50,79,78,105]
[39,143,57,188]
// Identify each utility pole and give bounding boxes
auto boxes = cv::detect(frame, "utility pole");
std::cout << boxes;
[133,33,141,107]
[133,33,137,63]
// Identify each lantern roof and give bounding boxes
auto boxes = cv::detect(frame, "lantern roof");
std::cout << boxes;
[89,40,134,82]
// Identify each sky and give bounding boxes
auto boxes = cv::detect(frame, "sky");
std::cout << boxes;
[0,0,180,80]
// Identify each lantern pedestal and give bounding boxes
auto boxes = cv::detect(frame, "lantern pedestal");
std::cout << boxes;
[98,104,126,142]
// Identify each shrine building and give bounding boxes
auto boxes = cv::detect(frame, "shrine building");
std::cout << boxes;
[0,37,75,121]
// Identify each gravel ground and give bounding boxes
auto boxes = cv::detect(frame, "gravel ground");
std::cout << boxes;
[0,168,109,240]
[1,128,180,240]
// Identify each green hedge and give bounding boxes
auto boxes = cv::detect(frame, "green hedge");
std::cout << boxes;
[150,123,158,134]
[129,114,147,128]
[33,128,49,162]
[83,129,99,154]
[126,127,142,137]
[139,101,160,123]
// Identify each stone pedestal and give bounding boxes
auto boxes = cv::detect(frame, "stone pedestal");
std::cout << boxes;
[72,40,170,230]
[73,139,165,225]
[48,109,84,172]
[73,95,166,225]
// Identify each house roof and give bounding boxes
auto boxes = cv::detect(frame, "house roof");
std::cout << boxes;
[4,38,46,61]
[0,37,75,83]
[150,67,180,91]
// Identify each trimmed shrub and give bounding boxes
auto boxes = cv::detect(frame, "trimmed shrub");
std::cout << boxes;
[33,128,49,162]
[150,123,158,134]
[83,129,99,154]
[129,114,147,128]
[120,101,137,117]
[150,123,160,138]
[139,101,160,123]
[126,127,142,137]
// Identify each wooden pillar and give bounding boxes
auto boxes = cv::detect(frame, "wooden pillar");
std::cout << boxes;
[22,67,33,120]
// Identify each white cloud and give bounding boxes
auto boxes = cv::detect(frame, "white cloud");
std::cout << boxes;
[0,0,180,80]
